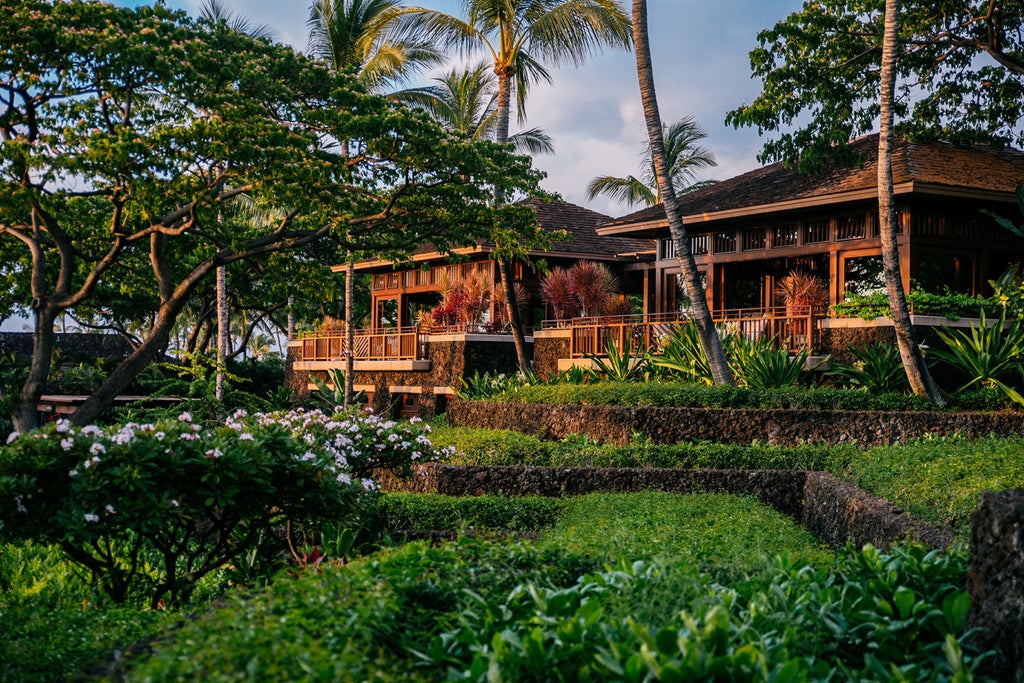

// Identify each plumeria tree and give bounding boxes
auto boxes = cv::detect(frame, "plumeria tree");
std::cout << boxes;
[0,0,541,429]
[0,409,451,607]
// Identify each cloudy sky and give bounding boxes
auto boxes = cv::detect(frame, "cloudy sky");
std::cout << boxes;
[114,0,807,218]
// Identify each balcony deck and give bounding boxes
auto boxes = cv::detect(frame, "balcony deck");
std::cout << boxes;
[541,307,822,359]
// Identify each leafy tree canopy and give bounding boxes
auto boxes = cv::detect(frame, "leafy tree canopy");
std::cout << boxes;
[726,0,1024,172]
[0,0,542,427]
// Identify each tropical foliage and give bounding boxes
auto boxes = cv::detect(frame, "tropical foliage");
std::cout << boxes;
[930,310,1024,405]
[540,261,625,320]
[826,343,911,394]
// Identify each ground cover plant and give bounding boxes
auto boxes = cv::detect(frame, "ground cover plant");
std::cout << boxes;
[0,540,178,682]
[431,424,854,471]
[123,492,993,682]
[841,434,1024,536]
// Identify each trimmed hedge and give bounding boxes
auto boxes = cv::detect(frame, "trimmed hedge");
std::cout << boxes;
[431,425,853,470]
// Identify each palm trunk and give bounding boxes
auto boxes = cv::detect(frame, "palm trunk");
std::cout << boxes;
[215,264,228,401]
[493,67,530,372]
[344,253,355,408]
[499,260,530,371]
[878,0,944,404]
[631,0,733,385]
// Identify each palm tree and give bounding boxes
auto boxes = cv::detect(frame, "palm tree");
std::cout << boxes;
[877,0,944,404]
[307,0,445,93]
[308,0,445,406]
[396,62,554,155]
[409,0,633,371]
[586,116,717,208]
[631,0,732,385]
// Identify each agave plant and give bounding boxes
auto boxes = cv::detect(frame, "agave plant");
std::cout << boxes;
[729,335,815,389]
[310,368,364,409]
[930,309,1024,405]
[586,336,648,382]
[826,343,910,394]
[651,322,714,385]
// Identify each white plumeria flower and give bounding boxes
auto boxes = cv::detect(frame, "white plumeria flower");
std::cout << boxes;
[105,504,116,515]
[178,411,193,422]
[60,438,74,451]
[84,513,99,523]
[90,442,106,455]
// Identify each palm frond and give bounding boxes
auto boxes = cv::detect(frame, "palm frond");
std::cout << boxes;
[508,127,554,155]
[585,175,657,208]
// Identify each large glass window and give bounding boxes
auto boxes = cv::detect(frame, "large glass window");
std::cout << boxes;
[843,255,885,296]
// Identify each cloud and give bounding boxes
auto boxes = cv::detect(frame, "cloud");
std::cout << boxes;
[116,0,806,217]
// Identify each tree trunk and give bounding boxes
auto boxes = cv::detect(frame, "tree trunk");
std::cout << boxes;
[631,0,733,385]
[499,259,530,372]
[492,67,530,372]
[70,262,218,426]
[12,303,60,432]
[493,65,513,147]
[878,0,945,404]
[344,253,355,408]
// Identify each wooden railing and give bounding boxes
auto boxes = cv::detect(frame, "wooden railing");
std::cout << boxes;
[546,307,822,359]
[295,326,423,361]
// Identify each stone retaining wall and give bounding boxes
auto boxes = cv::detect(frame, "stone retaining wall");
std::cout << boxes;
[379,463,952,551]
[969,488,1024,683]
[447,400,1024,447]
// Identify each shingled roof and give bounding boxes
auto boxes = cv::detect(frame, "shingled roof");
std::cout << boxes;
[602,135,1024,231]
[354,198,654,270]
[520,197,653,257]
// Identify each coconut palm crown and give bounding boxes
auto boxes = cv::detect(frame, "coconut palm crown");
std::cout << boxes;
[395,62,554,155]
[307,0,446,92]
[587,116,717,208]
[406,0,632,145]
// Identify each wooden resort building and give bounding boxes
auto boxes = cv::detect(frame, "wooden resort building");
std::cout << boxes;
[286,198,654,416]
[288,136,1024,415]
[598,135,1024,315]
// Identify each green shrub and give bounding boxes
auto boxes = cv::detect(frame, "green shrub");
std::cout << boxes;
[586,336,649,382]
[831,289,997,320]
[130,538,598,682]
[379,493,566,533]
[456,370,529,400]
[500,381,950,411]
[0,409,445,607]
[0,539,181,682]
[651,322,716,385]
[931,309,1024,405]
[729,335,816,389]
[416,543,986,683]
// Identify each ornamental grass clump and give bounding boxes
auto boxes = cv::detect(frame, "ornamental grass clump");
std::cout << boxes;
[0,409,448,608]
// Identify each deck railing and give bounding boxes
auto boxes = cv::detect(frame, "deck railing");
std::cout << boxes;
[295,326,423,361]
[544,307,822,359]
